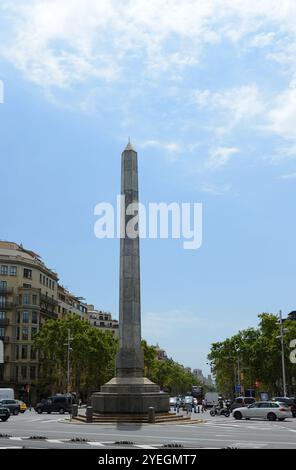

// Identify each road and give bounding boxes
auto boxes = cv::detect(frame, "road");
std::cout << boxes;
[0,410,296,449]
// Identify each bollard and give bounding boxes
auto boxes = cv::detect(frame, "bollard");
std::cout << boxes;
[86,405,93,423]
[72,404,78,418]
[148,407,155,424]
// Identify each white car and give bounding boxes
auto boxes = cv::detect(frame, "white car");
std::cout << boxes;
[232,401,291,421]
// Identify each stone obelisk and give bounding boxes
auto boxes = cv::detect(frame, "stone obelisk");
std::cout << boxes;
[91,142,169,414]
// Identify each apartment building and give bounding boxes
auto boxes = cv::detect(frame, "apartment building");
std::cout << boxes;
[87,305,119,338]
[0,241,59,402]
[57,285,88,319]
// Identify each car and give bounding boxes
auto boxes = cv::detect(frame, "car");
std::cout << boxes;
[17,401,27,413]
[0,399,20,415]
[232,401,291,421]
[230,396,256,412]
[169,397,178,407]
[272,397,296,417]
[0,405,10,422]
[35,395,74,414]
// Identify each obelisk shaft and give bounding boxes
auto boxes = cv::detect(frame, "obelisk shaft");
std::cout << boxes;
[116,143,144,378]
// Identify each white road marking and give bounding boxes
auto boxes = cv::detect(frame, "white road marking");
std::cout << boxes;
[0,446,23,449]
[46,439,64,444]
[87,442,105,446]
[134,445,157,449]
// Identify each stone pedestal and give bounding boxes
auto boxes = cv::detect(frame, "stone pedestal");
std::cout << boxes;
[91,377,169,413]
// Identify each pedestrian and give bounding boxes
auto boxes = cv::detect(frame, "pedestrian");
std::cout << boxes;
[175,399,180,414]
[202,398,207,412]
[192,398,197,413]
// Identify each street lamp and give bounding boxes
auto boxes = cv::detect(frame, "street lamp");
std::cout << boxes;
[276,310,289,397]
[64,329,73,419]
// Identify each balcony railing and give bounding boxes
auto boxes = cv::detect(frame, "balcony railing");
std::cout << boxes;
[40,294,58,306]
[0,318,10,326]
[0,302,16,309]
[40,308,58,319]
[0,288,13,295]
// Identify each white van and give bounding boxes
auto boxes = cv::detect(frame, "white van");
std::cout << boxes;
[204,392,219,407]
[0,388,14,400]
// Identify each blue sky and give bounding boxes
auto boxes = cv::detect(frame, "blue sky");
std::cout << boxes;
[1,1,296,376]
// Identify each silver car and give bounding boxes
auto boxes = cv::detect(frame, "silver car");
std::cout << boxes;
[232,401,291,421]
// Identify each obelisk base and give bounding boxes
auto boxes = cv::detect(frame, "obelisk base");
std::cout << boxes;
[91,377,170,414]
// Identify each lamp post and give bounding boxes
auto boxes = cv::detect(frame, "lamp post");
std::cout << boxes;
[278,310,288,397]
[64,329,73,418]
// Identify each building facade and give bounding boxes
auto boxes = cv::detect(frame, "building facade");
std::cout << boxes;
[0,241,59,402]
[87,305,119,338]
[58,285,88,319]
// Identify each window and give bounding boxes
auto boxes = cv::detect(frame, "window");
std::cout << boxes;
[0,327,5,337]
[40,273,42,284]
[0,311,5,320]
[30,366,36,380]
[21,344,28,359]
[23,294,30,305]
[16,327,20,340]
[23,268,32,279]
[0,281,7,288]
[46,278,48,287]
[0,296,5,307]
[10,266,17,276]
[15,366,19,381]
[22,311,29,323]
[52,281,55,290]
[100,322,105,327]
[49,280,51,289]
[32,312,38,324]
[15,345,19,360]
[22,327,29,341]
[32,295,37,305]
[23,284,31,289]
[31,347,37,360]
[31,326,38,338]
[21,366,27,380]
[43,276,45,285]
[0,266,8,275]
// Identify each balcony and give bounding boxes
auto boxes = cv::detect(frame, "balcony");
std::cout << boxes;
[0,287,13,295]
[0,302,16,309]
[40,294,58,306]
[40,308,58,320]
[0,318,9,326]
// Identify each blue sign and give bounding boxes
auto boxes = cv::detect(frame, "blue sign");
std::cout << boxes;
[235,385,241,393]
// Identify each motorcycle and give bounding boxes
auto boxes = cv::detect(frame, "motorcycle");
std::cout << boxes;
[210,405,230,417]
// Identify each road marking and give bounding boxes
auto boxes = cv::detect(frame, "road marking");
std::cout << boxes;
[9,437,26,441]
[87,442,105,446]
[46,439,64,444]
[134,445,157,449]
[0,446,23,449]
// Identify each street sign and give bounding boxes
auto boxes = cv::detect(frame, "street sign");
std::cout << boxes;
[235,385,241,393]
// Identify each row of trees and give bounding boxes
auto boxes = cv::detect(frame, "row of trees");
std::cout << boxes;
[208,313,296,398]
[33,314,207,400]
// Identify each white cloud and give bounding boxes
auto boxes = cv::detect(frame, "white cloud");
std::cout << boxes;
[199,183,232,195]
[206,147,240,169]
[2,0,296,90]
[193,85,264,126]
[267,87,296,139]
[281,172,296,179]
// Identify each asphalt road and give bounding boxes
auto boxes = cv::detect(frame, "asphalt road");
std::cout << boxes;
[0,410,296,449]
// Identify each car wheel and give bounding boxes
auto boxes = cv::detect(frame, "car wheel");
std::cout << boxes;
[59,408,65,414]
[278,418,285,421]
[47,411,52,414]
[267,412,276,421]
[36,408,42,414]
[1,418,9,422]
[233,411,242,420]
[13,409,19,416]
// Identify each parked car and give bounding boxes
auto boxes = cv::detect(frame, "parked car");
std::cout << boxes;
[272,397,296,417]
[230,396,256,412]
[0,405,10,422]
[233,401,291,421]
[0,399,20,415]
[35,395,74,414]
[17,401,27,413]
